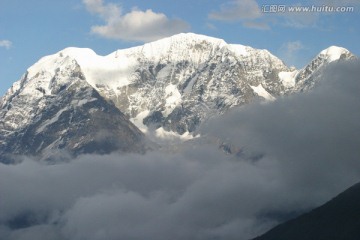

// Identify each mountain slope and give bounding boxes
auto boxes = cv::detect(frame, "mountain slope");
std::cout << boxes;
[0,55,146,163]
[253,182,360,240]
[279,45,355,93]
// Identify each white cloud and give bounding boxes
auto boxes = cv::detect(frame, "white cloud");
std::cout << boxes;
[83,0,189,42]
[0,40,12,49]
[83,0,119,16]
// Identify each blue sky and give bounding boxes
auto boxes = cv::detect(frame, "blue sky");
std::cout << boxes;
[0,0,359,95]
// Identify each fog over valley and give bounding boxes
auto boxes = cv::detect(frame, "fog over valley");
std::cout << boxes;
[0,61,359,240]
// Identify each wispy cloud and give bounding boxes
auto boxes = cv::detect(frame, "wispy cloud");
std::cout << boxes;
[279,40,305,66]
[209,0,355,30]
[0,40,12,49]
[277,3,320,29]
[243,21,270,30]
[209,0,262,21]
[83,0,189,42]
[205,23,217,30]
[208,0,270,30]
[314,0,360,6]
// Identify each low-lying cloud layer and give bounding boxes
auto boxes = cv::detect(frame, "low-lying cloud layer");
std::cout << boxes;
[0,61,359,240]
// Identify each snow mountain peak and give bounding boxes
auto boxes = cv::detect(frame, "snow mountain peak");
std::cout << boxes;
[279,45,355,92]
[147,32,227,46]
[319,45,352,62]
[0,33,356,161]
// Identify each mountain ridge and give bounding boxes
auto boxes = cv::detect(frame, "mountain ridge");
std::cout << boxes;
[0,33,356,161]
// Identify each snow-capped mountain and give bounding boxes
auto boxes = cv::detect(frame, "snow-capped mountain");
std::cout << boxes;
[279,46,355,93]
[0,55,146,163]
[0,33,355,161]
[21,33,291,137]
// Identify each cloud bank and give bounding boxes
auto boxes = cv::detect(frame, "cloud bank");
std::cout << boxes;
[83,0,189,42]
[203,60,360,202]
[0,61,359,240]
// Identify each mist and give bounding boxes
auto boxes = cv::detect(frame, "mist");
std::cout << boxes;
[0,61,359,240]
